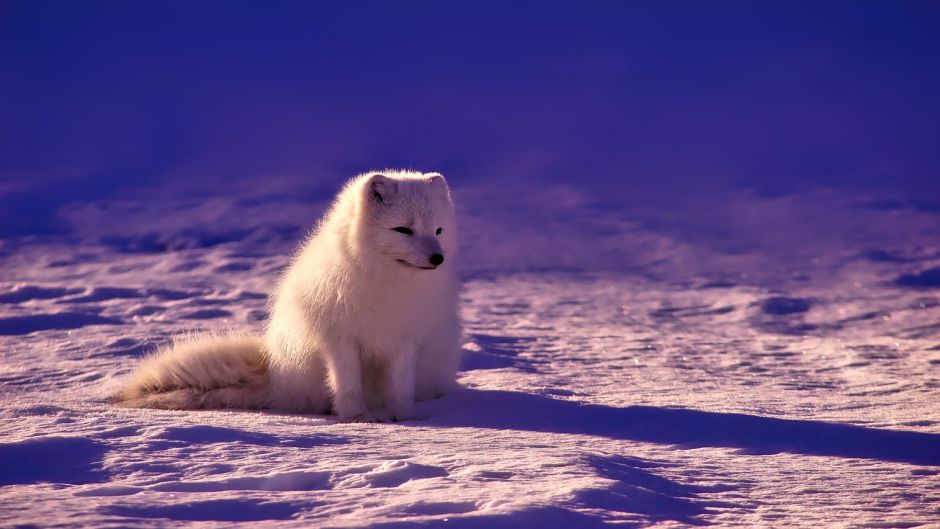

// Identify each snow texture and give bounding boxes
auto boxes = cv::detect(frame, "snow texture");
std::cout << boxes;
[1,181,940,528]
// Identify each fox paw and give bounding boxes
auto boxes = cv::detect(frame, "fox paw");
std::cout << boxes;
[387,404,416,422]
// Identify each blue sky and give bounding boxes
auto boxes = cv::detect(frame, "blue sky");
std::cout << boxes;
[1,1,938,233]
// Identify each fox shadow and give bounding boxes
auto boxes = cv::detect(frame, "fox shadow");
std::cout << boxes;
[422,389,940,467]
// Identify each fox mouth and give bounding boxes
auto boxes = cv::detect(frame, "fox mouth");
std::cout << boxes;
[396,259,437,270]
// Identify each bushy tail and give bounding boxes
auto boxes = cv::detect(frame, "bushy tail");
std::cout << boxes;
[114,334,270,410]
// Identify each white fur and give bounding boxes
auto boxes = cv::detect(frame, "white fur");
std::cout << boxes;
[116,170,462,422]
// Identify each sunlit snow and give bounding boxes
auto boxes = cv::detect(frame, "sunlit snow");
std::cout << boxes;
[1,181,938,527]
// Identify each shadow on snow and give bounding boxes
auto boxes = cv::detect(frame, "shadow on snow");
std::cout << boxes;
[425,389,940,467]
[0,436,109,486]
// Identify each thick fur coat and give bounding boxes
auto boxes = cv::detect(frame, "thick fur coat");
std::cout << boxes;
[116,170,462,422]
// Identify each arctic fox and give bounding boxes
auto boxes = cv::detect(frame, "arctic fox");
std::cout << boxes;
[116,170,462,422]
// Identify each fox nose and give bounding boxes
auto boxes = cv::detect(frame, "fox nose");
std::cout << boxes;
[429,253,444,266]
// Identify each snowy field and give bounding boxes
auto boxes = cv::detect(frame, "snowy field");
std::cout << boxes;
[1,179,939,528]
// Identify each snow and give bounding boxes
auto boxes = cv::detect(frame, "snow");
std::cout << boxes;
[1,180,939,528]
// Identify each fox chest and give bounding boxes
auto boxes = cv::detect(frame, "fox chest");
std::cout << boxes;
[342,288,437,356]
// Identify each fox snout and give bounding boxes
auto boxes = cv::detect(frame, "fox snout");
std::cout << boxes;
[393,238,446,270]
[419,237,445,268]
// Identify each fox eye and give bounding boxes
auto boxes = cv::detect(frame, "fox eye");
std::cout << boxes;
[435,227,443,235]
[392,227,414,235]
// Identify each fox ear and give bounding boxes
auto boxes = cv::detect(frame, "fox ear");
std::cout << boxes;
[366,173,397,205]
[425,173,449,193]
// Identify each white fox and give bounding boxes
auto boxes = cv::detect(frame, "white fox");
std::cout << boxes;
[116,170,462,422]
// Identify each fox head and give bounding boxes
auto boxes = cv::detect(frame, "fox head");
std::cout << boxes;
[353,170,457,273]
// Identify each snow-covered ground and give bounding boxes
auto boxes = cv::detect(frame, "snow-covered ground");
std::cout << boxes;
[1,179,939,527]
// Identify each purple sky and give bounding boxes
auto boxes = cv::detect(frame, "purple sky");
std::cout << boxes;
[1,1,938,234]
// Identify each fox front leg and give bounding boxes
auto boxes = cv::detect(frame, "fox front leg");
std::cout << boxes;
[383,347,417,422]
[322,340,376,422]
